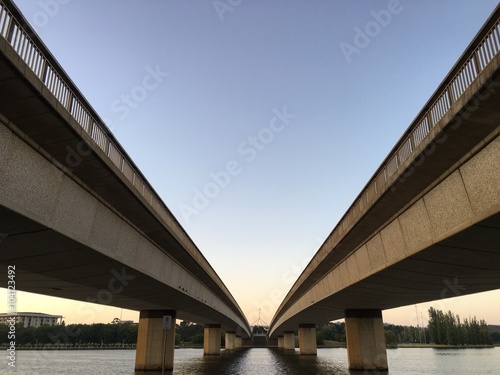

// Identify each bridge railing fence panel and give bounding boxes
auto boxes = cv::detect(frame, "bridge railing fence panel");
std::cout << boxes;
[412,117,430,148]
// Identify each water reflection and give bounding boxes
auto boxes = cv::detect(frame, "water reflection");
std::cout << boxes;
[135,348,383,375]
[14,347,498,374]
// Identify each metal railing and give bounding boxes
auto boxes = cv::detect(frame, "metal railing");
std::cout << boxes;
[0,0,175,229]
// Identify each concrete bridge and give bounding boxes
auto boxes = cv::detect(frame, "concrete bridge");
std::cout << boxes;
[1,0,500,372]
[0,0,249,370]
[269,5,500,371]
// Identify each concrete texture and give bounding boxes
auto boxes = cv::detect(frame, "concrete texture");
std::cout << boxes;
[277,336,284,348]
[345,310,388,371]
[460,135,500,215]
[204,324,221,355]
[135,310,177,371]
[298,324,317,355]
[366,234,386,272]
[399,199,434,256]
[380,218,407,265]
[283,331,295,351]
[424,170,473,238]
[225,332,236,350]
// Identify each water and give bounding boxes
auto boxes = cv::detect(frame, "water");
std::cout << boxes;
[5,347,499,375]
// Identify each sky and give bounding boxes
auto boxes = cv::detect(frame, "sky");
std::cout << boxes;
[1,0,499,327]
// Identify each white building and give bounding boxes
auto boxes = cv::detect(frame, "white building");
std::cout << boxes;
[0,312,63,328]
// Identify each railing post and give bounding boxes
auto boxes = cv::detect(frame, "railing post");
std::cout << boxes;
[408,131,416,154]
[446,86,455,106]
[5,15,14,44]
[40,59,49,85]
[472,50,482,75]
[427,111,434,128]
[65,91,73,113]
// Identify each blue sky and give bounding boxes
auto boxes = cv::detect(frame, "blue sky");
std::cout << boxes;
[3,0,499,326]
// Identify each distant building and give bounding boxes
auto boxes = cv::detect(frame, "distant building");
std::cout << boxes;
[111,317,134,324]
[0,312,63,328]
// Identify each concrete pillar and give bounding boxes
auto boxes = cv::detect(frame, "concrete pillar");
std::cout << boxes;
[345,309,388,371]
[204,324,221,355]
[277,335,284,348]
[235,335,242,349]
[135,310,176,371]
[225,331,236,350]
[298,324,317,355]
[283,331,295,351]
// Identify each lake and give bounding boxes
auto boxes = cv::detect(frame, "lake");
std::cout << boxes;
[4,347,499,374]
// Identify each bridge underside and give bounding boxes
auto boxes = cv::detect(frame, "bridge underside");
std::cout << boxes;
[271,210,500,335]
[0,203,243,331]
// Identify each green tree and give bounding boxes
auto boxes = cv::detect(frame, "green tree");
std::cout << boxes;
[385,330,398,348]
[428,307,492,346]
[316,331,324,345]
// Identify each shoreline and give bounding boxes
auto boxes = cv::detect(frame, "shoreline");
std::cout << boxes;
[6,344,498,351]
[397,343,495,349]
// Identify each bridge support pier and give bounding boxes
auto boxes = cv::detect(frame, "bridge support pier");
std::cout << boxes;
[298,324,317,355]
[135,310,176,371]
[345,309,388,371]
[225,331,236,350]
[277,335,284,348]
[236,335,242,349]
[283,331,295,351]
[204,324,221,355]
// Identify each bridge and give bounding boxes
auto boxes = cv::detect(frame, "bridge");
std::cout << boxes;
[0,0,249,371]
[269,5,500,371]
[1,0,500,372]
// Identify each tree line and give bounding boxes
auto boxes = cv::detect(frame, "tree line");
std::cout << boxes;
[0,309,496,348]
[0,323,138,347]
[0,321,206,347]
[315,322,429,346]
[427,307,493,345]
[316,307,496,347]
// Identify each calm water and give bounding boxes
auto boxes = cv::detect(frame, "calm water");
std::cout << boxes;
[4,347,499,375]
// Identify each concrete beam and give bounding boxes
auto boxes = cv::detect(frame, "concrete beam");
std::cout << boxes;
[204,324,221,355]
[298,324,317,355]
[345,309,387,371]
[135,310,176,371]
